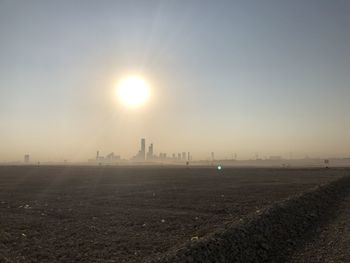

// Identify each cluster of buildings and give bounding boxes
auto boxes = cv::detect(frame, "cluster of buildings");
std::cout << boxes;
[95,151,120,162]
[91,138,191,164]
[132,138,191,162]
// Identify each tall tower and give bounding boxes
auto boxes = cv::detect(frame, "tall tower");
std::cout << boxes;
[140,138,146,161]
[96,151,100,161]
[147,143,153,160]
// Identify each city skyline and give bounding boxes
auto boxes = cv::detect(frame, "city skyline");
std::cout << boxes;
[11,137,350,165]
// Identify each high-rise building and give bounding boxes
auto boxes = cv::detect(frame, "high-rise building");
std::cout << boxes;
[96,151,100,161]
[211,152,215,161]
[140,138,146,161]
[132,138,147,161]
[178,153,181,160]
[182,152,187,161]
[24,154,30,164]
[147,143,154,160]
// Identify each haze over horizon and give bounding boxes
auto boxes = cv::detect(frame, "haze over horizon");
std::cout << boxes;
[1,0,350,162]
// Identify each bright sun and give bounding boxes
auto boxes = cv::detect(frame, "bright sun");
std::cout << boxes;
[116,76,150,108]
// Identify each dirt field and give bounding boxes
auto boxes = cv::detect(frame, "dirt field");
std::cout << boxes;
[290,189,350,262]
[0,166,346,262]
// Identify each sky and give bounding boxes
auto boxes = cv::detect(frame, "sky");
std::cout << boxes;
[1,0,350,162]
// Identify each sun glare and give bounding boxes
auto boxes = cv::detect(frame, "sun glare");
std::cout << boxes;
[116,76,150,108]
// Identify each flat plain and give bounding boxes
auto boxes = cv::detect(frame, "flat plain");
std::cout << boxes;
[0,166,346,262]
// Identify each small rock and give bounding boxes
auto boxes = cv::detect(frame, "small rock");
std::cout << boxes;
[191,236,199,241]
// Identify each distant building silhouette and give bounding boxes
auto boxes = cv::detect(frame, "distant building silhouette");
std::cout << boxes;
[24,154,30,164]
[89,150,120,163]
[106,152,120,161]
[132,138,147,161]
[147,143,154,160]
[182,152,187,161]
[159,153,167,161]
[140,138,146,161]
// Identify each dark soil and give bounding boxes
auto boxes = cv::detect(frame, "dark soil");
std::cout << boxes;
[152,175,350,263]
[0,166,346,262]
[290,190,350,262]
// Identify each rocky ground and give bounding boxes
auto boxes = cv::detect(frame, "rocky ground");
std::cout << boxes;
[290,189,350,263]
[0,166,346,262]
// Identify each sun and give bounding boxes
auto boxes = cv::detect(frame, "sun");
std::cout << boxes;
[116,76,150,108]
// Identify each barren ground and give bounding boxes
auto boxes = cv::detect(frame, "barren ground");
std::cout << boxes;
[0,166,346,262]
[290,189,350,262]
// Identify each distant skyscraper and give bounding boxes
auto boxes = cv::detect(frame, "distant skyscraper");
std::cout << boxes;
[211,152,215,161]
[140,138,146,161]
[96,151,100,161]
[182,152,186,161]
[24,154,30,164]
[147,143,154,160]
[178,153,181,160]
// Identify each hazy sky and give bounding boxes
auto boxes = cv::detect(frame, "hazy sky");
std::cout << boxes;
[1,0,350,161]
